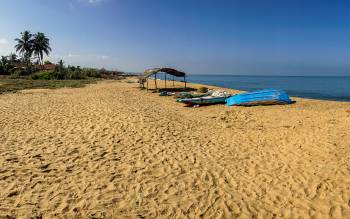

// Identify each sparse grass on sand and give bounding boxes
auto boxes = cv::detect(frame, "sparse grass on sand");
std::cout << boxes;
[0,79,97,94]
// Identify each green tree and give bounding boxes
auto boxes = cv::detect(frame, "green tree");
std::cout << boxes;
[14,30,34,65]
[58,60,64,70]
[0,56,8,65]
[0,56,7,74]
[56,60,66,79]
[0,56,15,75]
[32,32,51,65]
[8,53,19,64]
[44,60,52,65]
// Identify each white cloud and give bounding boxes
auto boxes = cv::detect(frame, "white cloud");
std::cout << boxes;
[89,0,104,3]
[79,0,104,4]
[101,55,109,60]
[0,38,8,45]
[68,0,104,11]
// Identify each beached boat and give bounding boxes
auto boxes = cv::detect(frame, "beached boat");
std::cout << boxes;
[177,90,230,106]
[174,92,209,99]
[226,89,293,106]
[177,96,227,105]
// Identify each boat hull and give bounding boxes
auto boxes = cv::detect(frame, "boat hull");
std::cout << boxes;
[177,96,227,106]
[226,89,292,106]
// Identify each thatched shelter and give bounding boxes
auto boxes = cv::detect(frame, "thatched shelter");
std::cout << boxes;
[141,68,187,90]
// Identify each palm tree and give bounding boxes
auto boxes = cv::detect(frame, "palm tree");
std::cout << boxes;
[32,32,51,65]
[14,30,34,64]
[8,53,18,64]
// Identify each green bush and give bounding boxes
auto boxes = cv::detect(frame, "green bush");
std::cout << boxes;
[83,68,102,78]
[66,69,86,80]
[28,62,110,80]
[31,70,59,80]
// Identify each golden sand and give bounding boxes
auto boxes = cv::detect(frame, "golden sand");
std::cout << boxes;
[1,79,350,218]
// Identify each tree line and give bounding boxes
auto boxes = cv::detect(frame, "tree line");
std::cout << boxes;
[0,30,124,79]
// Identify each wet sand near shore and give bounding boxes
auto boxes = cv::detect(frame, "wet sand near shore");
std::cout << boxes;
[1,79,350,218]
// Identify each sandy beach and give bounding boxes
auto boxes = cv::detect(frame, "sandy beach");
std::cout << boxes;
[1,78,350,218]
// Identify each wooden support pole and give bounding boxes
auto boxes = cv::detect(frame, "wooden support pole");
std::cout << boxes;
[154,73,157,89]
[146,77,148,91]
[172,75,175,88]
[184,76,187,89]
[165,73,167,89]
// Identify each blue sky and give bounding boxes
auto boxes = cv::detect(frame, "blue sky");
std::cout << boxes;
[0,0,350,75]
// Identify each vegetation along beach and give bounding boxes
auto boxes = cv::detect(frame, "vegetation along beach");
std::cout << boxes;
[1,1,350,218]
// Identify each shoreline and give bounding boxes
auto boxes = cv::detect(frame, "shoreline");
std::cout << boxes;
[150,77,350,104]
[170,75,350,102]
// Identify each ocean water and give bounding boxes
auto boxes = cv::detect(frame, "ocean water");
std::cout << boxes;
[186,75,350,102]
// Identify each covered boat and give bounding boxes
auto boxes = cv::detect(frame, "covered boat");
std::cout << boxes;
[177,90,230,106]
[177,96,227,106]
[226,89,293,106]
[174,92,209,99]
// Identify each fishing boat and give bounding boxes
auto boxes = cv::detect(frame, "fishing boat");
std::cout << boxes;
[177,90,230,106]
[173,92,209,99]
[226,89,293,106]
[177,96,227,106]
